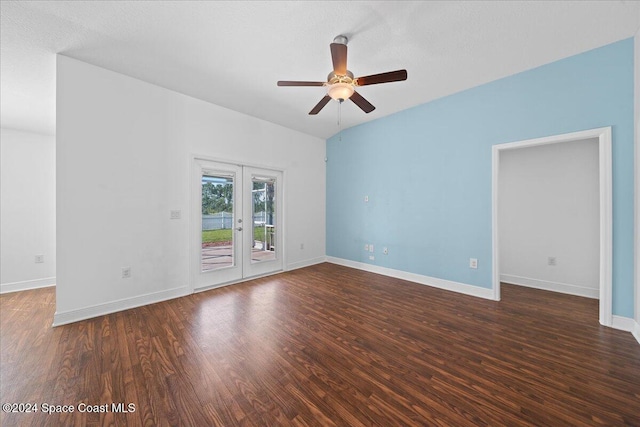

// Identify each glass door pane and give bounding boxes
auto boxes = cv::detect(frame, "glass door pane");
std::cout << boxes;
[251,177,276,264]
[201,174,234,271]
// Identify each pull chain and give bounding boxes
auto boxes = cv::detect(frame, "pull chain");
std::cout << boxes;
[338,99,343,141]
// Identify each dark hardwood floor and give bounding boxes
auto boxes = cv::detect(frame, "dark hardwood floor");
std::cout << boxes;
[1,263,639,426]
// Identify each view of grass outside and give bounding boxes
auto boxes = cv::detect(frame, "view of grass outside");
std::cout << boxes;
[202,229,232,244]
[202,227,270,244]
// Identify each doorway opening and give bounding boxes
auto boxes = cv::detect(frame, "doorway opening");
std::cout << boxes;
[492,127,612,326]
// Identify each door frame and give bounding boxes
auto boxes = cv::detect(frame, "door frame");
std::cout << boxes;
[491,127,613,326]
[190,154,286,293]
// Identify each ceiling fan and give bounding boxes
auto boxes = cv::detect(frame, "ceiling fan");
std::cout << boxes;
[277,35,407,115]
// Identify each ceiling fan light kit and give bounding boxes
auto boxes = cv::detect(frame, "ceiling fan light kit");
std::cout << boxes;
[328,82,354,101]
[277,35,407,115]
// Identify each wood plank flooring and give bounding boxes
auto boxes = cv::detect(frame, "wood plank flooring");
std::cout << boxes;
[1,263,639,426]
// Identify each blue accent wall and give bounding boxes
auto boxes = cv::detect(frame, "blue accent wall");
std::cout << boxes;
[326,38,634,317]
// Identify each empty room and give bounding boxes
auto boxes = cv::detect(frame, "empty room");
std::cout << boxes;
[1,1,639,426]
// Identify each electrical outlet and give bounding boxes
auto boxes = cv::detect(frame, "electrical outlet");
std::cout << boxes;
[369,244,374,253]
[170,210,181,219]
[364,195,369,202]
[369,255,375,261]
[122,267,131,279]
[383,247,388,255]
[548,256,556,266]
[364,244,369,251]
[469,258,478,269]
[35,255,44,263]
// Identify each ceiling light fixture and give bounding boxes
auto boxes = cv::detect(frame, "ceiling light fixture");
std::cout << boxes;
[326,70,355,101]
[327,82,354,101]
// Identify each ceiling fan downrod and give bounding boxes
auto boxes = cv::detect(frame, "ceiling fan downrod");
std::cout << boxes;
[333,35,348,45]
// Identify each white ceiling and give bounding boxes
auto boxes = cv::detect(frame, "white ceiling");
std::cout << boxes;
[1,1,639,140]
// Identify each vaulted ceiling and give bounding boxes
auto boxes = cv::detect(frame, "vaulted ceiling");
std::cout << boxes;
[1,1,639,139]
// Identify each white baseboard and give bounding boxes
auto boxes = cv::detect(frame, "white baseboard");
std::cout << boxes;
[610,315,636,333]
[53,286,190,327]
[326,257,495,300]
[633,320,640,345]
[286,256,326,271]
[500,274,599,299]
[0,277,56,294]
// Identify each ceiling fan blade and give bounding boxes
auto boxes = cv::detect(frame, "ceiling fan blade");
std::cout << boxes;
[330,43,347,75]
[350,91,375,113]
[355,69,407,86]
[277,80,325,87]
[309,95,332,115]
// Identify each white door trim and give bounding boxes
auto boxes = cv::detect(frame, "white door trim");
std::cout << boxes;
[491,127,613,326]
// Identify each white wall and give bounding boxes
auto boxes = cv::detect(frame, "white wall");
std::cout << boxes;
[634,26,639,336]
[499,138,599,298]
[55,55,325,325]
[1,128,56,293]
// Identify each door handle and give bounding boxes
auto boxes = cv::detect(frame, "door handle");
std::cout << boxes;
[235,227,243,231]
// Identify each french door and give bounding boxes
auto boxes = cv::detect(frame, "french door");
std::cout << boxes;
[192,159,283,290]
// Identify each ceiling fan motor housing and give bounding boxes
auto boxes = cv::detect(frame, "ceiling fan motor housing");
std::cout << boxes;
[327,70,354,84]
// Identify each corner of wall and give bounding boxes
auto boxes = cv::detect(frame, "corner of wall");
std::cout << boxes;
[635,26,640,326]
